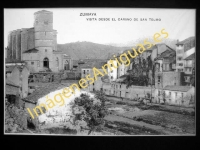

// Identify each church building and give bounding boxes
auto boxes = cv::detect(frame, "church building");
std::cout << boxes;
[6,10,72,73]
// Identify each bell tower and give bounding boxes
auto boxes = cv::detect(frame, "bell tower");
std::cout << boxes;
[33,10,56,70]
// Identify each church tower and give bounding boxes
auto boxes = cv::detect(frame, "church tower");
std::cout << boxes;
[34,10,57,70]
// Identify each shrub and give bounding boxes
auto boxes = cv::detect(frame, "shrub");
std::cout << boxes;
[73,90,109,135]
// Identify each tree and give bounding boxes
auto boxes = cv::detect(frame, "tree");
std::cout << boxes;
[73,91,109,135]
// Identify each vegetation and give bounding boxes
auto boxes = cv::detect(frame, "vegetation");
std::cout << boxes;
[73,90,109,135]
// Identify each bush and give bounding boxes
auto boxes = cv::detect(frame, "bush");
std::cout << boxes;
[73,91,109,135]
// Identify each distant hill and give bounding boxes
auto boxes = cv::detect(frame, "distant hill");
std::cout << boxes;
[57,42,130,60]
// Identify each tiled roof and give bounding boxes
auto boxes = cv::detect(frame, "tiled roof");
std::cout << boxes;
[184,53,195,60]
[6,79,19,87]
[23,48,39,53]
[163,85,192,92]
[80,61,105,69]
[6,84,19,95]
[119,74,128,78]
[24,83,67,103]
[156,49,176,60]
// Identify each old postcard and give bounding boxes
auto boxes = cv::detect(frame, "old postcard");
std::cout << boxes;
[4,8,195,135]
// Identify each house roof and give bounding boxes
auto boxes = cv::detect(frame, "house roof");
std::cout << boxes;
[163,85,192,92]
[23,83,67,103]
[6,84,19,95]
[23,48,39,53]
[119,74,128,78]
[80,61,105,69]
[184,53,195,60]
[176,37,195,45]
[155,49,176,60]
[176,37,195,52]
[6,79,19,87]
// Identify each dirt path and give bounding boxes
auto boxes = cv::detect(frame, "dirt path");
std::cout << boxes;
[105,114,182,135]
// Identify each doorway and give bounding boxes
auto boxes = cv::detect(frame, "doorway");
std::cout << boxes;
[43,57,49,68]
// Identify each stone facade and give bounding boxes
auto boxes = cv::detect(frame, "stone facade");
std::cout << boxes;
[7,10,71,73]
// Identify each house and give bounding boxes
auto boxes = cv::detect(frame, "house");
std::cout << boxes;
[154,46,176,72]
[79,61,105,92]
[175,37,195,72]
[162,85,195,107]
[183,53,195,86]
[6,66,20,87]
[154,71,183,103]
[6,65,30,98]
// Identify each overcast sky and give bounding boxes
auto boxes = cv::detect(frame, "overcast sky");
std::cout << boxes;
[4,8,195,47]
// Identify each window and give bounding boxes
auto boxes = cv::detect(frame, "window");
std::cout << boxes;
[181,93,184,97]
[111,71,113,73]
[179,63,183,66]
[178,57,182,61]
[169,92,171,96]
[189,68,192,72]
[120,85,121,88]
[175,92,177,97]
[158,76,161,83]
[110,64,113,67]
[111,76,113,79]
[83,70,85,74]
[31,62,34,65]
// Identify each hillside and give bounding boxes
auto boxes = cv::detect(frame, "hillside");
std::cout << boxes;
[57,42,130,60]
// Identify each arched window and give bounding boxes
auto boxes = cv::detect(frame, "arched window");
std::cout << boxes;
[64,60,69,70]
[43,57,49,68]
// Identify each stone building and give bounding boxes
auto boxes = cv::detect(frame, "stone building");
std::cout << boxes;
[6,65,30,98]
[6,10,72,73]
[162,85,195,107]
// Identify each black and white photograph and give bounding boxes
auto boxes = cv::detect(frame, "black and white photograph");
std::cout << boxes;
[4,8,196,135]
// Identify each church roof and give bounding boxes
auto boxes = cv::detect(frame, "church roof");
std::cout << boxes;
[23,48,39,53]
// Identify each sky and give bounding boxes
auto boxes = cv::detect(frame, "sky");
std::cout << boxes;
[4,8,195,47]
